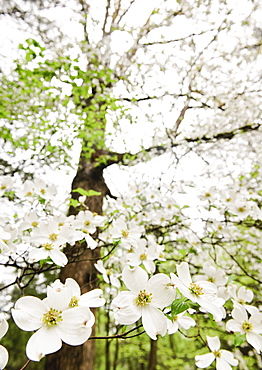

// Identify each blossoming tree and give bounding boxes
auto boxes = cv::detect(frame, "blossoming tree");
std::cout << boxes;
[0,0,262,369]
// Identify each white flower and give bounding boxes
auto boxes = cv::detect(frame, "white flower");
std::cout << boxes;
[195,263,228,287]
[228,285,258,315]
[111,266,176,340]
[11,279,95,361]
[226,304,262,353]
[0,318,9,369]
[126,239,158,273]
[166,311,196,334]
[110,218,143,248]
[171,262,225,321]
[195,336,238,369]
[94,260,120,288]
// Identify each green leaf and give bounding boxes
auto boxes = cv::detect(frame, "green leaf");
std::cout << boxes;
[234,334,246,347]
[171,299,190,316]
[69,198,79,208]
[72,188,101,196]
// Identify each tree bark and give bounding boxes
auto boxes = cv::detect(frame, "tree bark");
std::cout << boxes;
[147,339,157,370]
[45,154,110,370]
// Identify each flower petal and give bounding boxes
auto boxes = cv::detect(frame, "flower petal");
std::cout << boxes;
[0,345,8,369]
[247,332,262,353]
[0,319,8,339]
[220,350,238,366]
[146,273,176,309]
[80,289,105,308]
[57,307,93,345]
[216,357,235,370]
[195,353,215,368]
[141,305,167,340]
[26,326,62,361]
[206,336,220,351]
[122,266,148,294]
[226,319,243,334]
[177,262,192,286]
[12,296,47,331]
[112,291,141,325]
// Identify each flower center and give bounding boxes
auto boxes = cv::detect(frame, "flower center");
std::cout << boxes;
[213,350,221,358]
[135,290,152,306]
[49,233,58,241]
[32,221,38,227]
[43,243,54,251]
[242,321,253,332]
[188,283,204,296]
[42,308,63,326]
[69,296,80,308]
[207,277,215,283]
[238,207,245,213]
[238,298,245,305]
[121,230,129,238]
[140,253,147,261]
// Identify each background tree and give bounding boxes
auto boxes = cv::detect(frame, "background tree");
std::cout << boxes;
[0,0,262,369]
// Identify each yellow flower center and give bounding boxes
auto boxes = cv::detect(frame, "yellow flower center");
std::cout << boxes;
[121,230,129,238]
[242,321,253,332]
[42,308,63,326]
[189,283,204,296]
[31,221,38,227]
[213,350,221,358]
[43,243,54,251]
[135,290,152,306]
[49,233,58,241]
[140,253,147,261]
[69,296,80,308]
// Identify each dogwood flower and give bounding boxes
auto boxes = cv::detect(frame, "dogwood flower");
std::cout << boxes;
[171,262,225,321]
[195,336,238,369]
[166,311,196,334]
[111,266,176,340]
[226,304,262,353]
[0,318,9,369]
[11,279,96,361]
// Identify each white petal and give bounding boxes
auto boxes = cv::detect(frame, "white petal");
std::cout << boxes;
[29,248,48,262]
[0,319,8,339]
[226,319,244,334]
[65,278,81,297]
[166,319,179,334]
[112,291,141,325]
[143,259,156,274]
[122,265,148,294]
[216,357,234,370]
[177,262,192,286]
[11,296,46,331]
[57,307,93,345]
[0,345,8,369]
[49,249,68,267]
[195,353,215,368]
[146,274,176,309]
[232,305,248,323]
[46,284,71,311]
[220,350,238,366]
[177,316,196,330]
[238,286,253,303]
[142,305,167,340]
[26,326,62,361]
[247,332,262,353]
[250,313,262,333]
[80,289,105,307]
[206,336,220,351]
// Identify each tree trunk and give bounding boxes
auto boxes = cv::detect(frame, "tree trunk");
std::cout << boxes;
[45,154,110,370]
[147,339,157,370]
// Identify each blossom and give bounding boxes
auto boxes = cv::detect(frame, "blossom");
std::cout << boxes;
[0,318,9,369]
[11,279,97,361]
[171,262,225,321]
[195,262,228,287]
[111,266,176,340]
[166,311,196,334]
[195,336,238,369]
[126,238,158,273]
[226,304,262,353]
[94,260,120,288]
[228,285,258,315]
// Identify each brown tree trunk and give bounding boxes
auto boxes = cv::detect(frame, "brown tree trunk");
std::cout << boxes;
[45,154,110,370]
[147,339,157,370]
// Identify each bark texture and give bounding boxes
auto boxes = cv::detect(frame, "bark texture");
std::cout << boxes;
[45,154,110,370]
